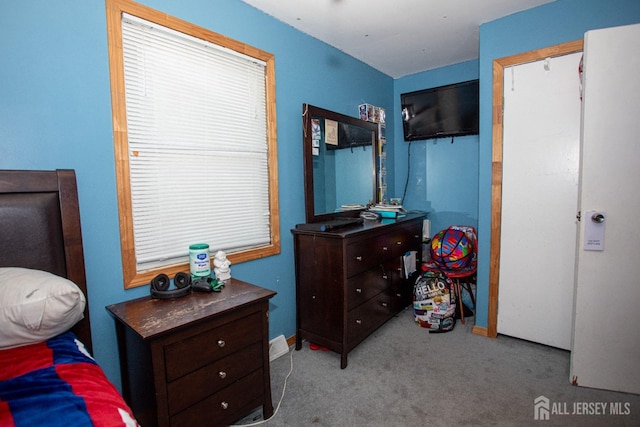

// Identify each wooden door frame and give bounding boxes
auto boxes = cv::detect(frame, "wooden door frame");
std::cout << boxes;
[486,40,583,338]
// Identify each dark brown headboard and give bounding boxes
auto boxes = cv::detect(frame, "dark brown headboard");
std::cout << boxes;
[0,169,92,352]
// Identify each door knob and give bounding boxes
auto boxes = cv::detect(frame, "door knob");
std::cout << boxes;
[591,213,605,223]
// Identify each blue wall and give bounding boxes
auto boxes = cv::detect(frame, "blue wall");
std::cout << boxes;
[474,0,640,328]
[2,0,640,392]
[0,0,392,389]
[392,60,479,236]
[392,0,640,331]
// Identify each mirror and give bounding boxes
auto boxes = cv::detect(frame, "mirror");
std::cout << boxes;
[302,103,379,223]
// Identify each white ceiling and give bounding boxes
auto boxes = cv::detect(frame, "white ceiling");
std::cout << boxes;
[241,0,555,78]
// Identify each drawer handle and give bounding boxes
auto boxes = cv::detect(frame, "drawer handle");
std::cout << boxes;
[396,241,402,245]
[221,401,229,410]
[355,319,362,325]
[355,288,362,293]
[381,302,388,308]
[355,256,362,261]
[382,246,388,251]
[219,371,227,379]
[382,274,388,280]
[217,339,226,348]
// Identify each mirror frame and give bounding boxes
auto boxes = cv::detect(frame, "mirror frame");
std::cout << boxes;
[302,103,380,223]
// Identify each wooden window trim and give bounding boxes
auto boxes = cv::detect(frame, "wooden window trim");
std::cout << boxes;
[106,0,280,288]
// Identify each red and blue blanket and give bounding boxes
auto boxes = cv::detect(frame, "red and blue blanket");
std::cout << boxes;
[0,332,138,427]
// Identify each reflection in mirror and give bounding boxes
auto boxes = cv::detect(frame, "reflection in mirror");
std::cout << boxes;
[302,104,379,223]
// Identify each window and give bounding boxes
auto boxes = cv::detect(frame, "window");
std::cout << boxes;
[106,0,280,288]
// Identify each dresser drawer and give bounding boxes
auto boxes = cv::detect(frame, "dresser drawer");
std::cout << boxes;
[383,257,404,284]
[345,223,421,277]
[164,311,262,382]
[346,265,389,311]
[345,239,382,277]
[167,341,263,416]
[380,223,422,258]
[170,368,264,427]
[389,268,414,312]
[346,293,392,349]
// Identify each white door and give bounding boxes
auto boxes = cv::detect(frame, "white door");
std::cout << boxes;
[498,53,582,349]
[570,23,640,394]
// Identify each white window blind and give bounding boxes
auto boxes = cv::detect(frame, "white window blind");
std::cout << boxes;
[121,13,271,272]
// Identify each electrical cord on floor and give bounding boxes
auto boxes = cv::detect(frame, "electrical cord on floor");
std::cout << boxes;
[230,346,295,426]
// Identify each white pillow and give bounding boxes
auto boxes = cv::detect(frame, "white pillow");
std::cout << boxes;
[0,267,86,349]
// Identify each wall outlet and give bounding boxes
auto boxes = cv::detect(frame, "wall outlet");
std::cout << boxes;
[269,334,289,361]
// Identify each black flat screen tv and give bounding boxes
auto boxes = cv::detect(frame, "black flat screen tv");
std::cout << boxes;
[401,79,479,141]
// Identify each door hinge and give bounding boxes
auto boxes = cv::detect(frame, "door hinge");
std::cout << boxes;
[576,211,581,221]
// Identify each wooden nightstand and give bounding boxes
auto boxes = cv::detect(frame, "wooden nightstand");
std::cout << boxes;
[106,279,276,427]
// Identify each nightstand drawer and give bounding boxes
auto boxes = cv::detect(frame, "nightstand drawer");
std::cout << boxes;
[170,369,264,427]
[167,341,263,415]
[164,311,262,382]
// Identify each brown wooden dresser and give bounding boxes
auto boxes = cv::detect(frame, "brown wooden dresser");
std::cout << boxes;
[106,279,276,427]
[292,213,424,368]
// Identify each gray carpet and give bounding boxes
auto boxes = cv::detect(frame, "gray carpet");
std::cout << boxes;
[235,308,640,426]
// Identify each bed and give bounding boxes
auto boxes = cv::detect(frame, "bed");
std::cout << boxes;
[0,169,138,426]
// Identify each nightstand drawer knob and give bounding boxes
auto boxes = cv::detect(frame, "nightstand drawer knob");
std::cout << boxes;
[221,401,229,410]
[218,371,227,379]
[356,288,362,293]
[355,256,362,261]
[217,339,226,348]
[355,319,362,325]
